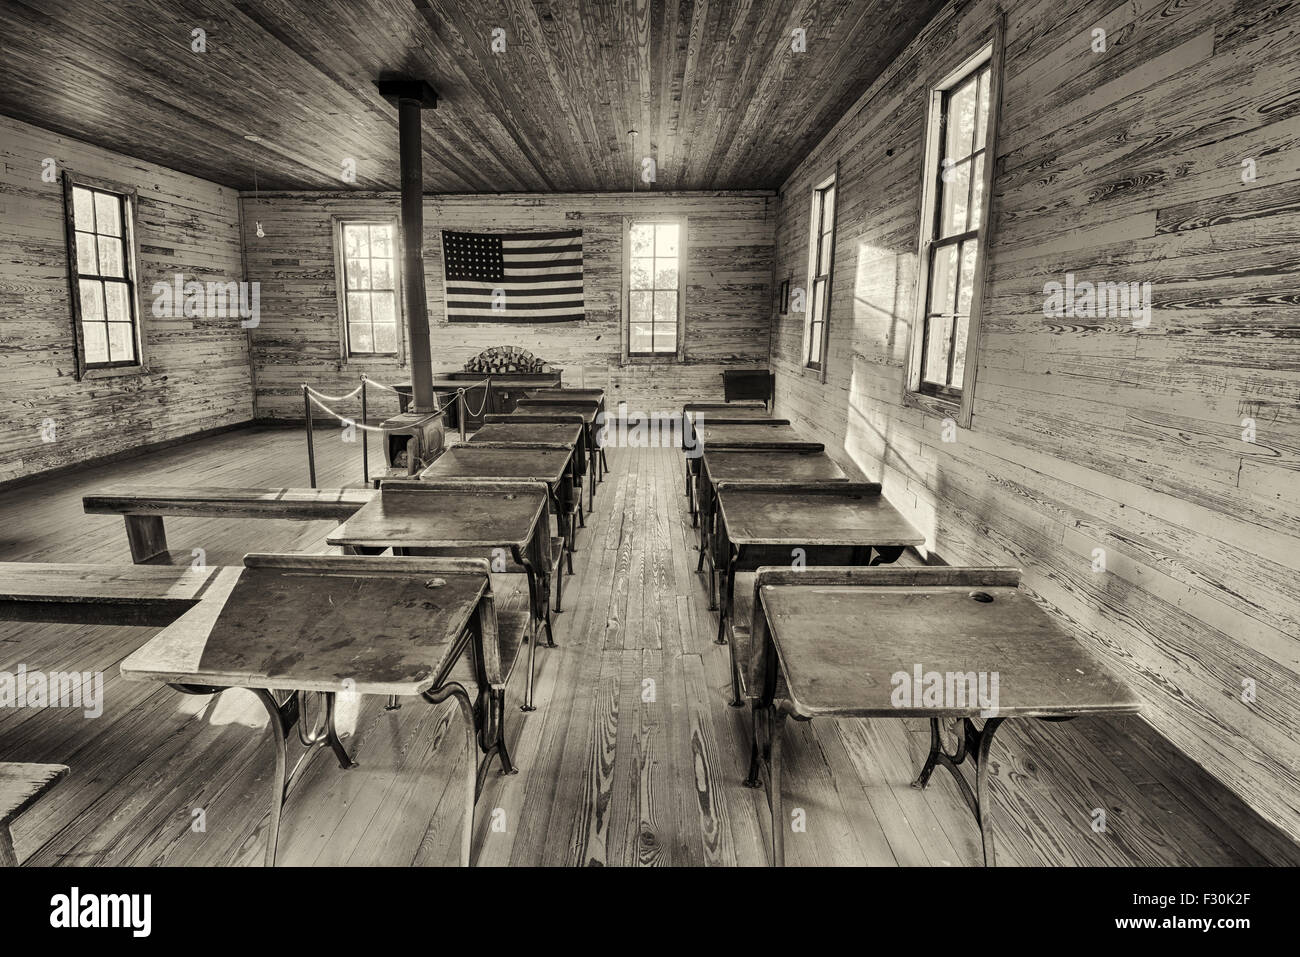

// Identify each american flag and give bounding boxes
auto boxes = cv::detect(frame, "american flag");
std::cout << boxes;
[441,229,584,322]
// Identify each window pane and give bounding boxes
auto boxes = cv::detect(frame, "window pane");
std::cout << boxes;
[655,223,679,257]
[94,193,122,236]
[107,322,135,362]
[969,154,986,230]
[373,321,398,353]
[97,236,124,277]
[630,223,655,257]
[629,322,653,353]
[928,245,958,317]
[346,259,369,290]
[76,232,98,274]
[79,279,105,321]
[73,187,94,229]
[817,230,833,275]
[923,315,953,386]
[811,277,826,324]
[807,320,823,365]
[653,290,677,328]
[371,291,396,325]
[940,159,971,237]
[348,323,374,353]
[83,321,108,364]
[974,70,990,152]
[371,258,393,289]
[630,257,653,291]
[655,259,678,290]
[344,224,369,258]
[630,290,653,324]
[347,291,371,324]
[821,187,835,233]
[104,282,130,323]
[956,240,978,316]
[369,225,393,258]
[951,316,970,389]
[653,324,677,353]
[946,78,978,161]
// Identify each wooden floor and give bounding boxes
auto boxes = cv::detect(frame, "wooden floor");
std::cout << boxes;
[2,426,1298,866]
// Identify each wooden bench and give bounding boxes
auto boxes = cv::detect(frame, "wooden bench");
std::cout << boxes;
[736,565,1142,866]
[83,485,375,564]
[0,561,221,625]
[1,763,69,866]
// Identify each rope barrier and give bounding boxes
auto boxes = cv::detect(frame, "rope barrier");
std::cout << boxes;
[460,385,490,418]
[304,391,449,433]
[359,375,402,395]
[303,383,365,402]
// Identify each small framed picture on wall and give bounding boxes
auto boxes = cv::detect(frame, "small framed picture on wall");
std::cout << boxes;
[778,279,791,315]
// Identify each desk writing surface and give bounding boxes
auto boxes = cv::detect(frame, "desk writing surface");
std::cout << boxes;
[694,423,808,448]
[703,450,848,485]
[469,423,582,447]
[120,564,485,696]
[418,447,570,485]
[718,488,924,548]
[328,485,545,550]
[759,584,1142,719]
[511,402,598,424]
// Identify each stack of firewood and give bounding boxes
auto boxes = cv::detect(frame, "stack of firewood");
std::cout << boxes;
[463,345,551,374]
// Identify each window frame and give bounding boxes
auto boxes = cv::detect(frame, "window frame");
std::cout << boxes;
[61,172,147,380]
[332,216,405,364]
[621,215,687,363]
[802,169,838,380]
[905,21,1004,428]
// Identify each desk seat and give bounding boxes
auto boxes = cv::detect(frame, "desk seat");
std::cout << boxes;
[448,572,532,691]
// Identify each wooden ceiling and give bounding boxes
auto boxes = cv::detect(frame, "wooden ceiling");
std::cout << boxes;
[0,0,944,192]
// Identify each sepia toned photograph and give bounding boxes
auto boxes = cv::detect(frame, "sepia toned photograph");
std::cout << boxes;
[0,0,1293,937]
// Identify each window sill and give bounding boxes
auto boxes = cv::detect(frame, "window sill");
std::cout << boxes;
[621,354,684,366]
[340,355,405,368]
[903,388,960,420]
[79,363,150,382]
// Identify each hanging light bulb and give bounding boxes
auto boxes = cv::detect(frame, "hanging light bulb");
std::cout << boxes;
[250,165,266,238]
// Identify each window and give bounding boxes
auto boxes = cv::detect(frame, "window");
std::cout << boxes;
[803,176,836,371]
[908,34,1001,422]
[626,219,684,357]
[339,221,401,356]
[63,175,142,377]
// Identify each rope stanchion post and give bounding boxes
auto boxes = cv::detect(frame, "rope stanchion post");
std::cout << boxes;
[360,376,370,485]
[303,384,317,489]
[458,389,467,443]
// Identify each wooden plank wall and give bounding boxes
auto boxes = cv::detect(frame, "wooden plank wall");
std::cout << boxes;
[240,191,774,419]
[0,114,252,484]
[768,0,1300,841]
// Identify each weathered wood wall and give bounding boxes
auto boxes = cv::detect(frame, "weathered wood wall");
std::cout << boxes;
[240,191,774,419]
[769,0,1300,841]
[0,114,252,483]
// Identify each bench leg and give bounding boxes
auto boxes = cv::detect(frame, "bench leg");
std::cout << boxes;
[768,710,788,867]
[0,825,16,867]
[492,688,517,775]
[522,618,538,713]
[124,515,168,564]
[911,715,1006,866]
[728,635,745,708]
[252,688,291,867]
[423,682,478,867]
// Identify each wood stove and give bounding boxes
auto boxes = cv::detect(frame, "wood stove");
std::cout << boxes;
[380,409,445,476]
